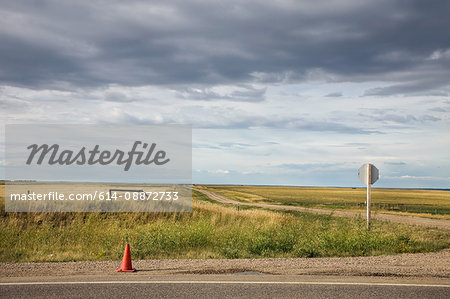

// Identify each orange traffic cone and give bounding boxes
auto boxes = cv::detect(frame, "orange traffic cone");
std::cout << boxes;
[116,243,136,272]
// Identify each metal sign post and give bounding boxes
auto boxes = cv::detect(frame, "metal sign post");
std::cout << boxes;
[358,163,379,230]
[366,164,371,230]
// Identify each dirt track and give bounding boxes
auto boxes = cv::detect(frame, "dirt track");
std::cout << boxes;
[194,188,450,230]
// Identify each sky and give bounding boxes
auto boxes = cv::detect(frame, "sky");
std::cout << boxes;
[1,0,449,188]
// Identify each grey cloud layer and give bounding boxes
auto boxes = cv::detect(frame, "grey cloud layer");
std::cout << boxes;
[1,0,449,95]
[176,86,266,102]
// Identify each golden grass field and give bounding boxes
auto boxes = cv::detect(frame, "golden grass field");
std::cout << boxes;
[0,183,449,262]
[200,185,450,220]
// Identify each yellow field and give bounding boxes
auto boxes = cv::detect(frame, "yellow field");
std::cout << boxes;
[200,185,450,219]
[1,183,449,262]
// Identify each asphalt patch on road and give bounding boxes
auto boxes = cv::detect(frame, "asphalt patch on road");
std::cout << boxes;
[182,268,267,275]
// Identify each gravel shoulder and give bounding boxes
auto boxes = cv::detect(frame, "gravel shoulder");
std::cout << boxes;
[1,249,449,279]
[194,188,450,230]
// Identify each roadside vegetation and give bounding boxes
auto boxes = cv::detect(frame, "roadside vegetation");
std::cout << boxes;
[1,184,448,262]
[201,185,450,219]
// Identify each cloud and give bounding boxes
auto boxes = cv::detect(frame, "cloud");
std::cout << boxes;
[399,175,450,181]
[277,162,343,170]
[428,48,450,60]
[104,92,134,103]
[325,92,342,97]
[218,142,255,148]
[192,142,254,150]
[429,107,450,113]
[191,112,380,134]
[0,0,449,95]
[210,169,230,174]
[384,161,406,166]
[281,120,380,134]
[363,77,450,96]
[358,109,441,125]
[176,85,267,102]
[192,143,221,150]
[0,98,30,111]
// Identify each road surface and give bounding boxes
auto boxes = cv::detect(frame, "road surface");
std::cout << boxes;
[1,275,449,299]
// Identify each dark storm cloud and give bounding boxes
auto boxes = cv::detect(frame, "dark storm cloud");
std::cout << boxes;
[1,0,449,94]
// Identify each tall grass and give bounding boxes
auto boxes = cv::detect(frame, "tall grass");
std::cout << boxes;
[0,190,448,262]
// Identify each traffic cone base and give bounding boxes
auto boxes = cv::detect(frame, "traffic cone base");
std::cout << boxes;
[116,243,136,273]
[116,268,136,272]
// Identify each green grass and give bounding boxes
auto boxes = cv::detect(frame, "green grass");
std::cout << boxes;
[0,189,449,262]
[203,185,450,219]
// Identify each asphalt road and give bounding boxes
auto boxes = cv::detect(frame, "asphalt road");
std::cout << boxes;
[1,275,449,299]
